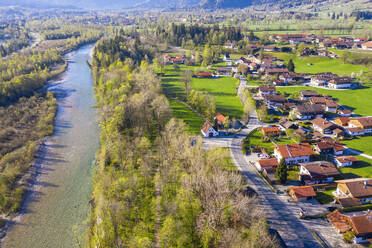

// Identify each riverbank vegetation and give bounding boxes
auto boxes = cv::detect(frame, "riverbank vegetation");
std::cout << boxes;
[87,34,277,248]
[0,92,57,215]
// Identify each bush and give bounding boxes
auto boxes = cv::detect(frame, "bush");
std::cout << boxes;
[343,231,354,244]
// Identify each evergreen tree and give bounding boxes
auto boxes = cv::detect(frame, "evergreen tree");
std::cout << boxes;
[248,31,255,41]
[275,159,287,184]
[287,59,295,72]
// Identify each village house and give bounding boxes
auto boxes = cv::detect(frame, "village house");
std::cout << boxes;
[261,126,281,137]
[333,128,345,138]
[334,116,350,127]
[263,68,289,76]
[311,117,337,134]
[310,97,338,112]
[216,67,232,76]
[291,104,324,120]
[345,127,365,136]
[362,41,372,50]
[288,186,316,201]
[299,161,340,185]
[224,41,237,50]
[338,109,352,117]
[327,210,372,244]
[195,71,213,78]
[201,121,218,137]
[263,94,286,108]
[313,138,345,155]
[328,77,353,89]
[279,118,296,131]
[255,158,279,173]
[335,178,372,205]
[300,90,321,100]
[213,113,228,130]
[258,85,276,96]
[334,156,358,167]
[310,72,338,87]
[349,117,372,134]
[274,143,314,166]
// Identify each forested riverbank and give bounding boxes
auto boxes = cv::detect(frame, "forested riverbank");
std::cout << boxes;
[87,33,277,248]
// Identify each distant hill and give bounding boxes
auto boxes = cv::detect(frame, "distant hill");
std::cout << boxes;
[1,0,371,11]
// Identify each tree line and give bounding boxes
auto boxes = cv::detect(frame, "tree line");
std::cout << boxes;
[156,24,243,46]
[87,35,278,248]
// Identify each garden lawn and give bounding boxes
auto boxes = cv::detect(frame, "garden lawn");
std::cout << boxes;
[277,86,372,116]
[243,129,274,153]
[191,76,243,118]
[316,188,335,204]
[342,136,372,157]
[339,156,372,179]
[168,98,204,135]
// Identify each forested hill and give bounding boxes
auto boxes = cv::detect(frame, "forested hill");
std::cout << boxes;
[3,0,371,10]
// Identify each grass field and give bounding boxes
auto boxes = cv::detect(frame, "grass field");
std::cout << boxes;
[191,76,243,118]
[265,52,369,76]
[162,64,244,118]
[277,85,372,116]
[339,156,372,179]
[342,136,372,157]
[168,98,204,134]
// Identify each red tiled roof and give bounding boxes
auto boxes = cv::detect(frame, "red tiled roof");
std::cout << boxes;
[257,158,279,168]
[350,215,372,236]
[214,113,227,124]
[289,186,316,199]
[275,143,314,159]
[327,210,351,233]
[362,41,372,47]
[261,126,281,134]
[201,121,213,133]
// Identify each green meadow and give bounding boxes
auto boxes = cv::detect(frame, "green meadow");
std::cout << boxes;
[161,64,244,123]
[266,52,369,76]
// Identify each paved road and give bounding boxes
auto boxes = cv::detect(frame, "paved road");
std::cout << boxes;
[228,112,335,248]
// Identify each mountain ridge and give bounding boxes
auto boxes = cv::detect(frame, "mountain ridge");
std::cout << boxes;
[1,0,370,10]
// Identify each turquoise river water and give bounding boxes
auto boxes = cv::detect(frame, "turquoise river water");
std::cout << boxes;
[3,44,100,248]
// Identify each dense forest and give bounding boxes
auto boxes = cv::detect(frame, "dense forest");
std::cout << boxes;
[156,24,243,46]
[87,34,277,247]
[0,23,31,57]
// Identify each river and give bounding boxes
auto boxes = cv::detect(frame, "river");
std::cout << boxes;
[2,44,100,248]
